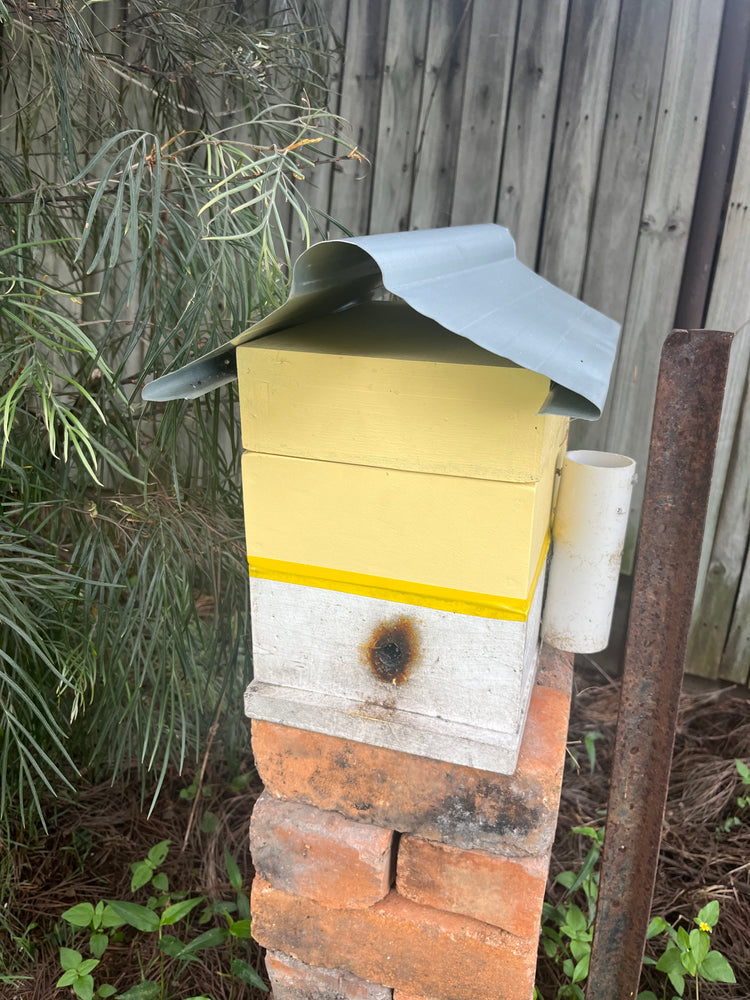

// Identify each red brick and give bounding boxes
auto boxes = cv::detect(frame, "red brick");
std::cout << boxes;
[265,950,392,999]
[396,835,549,937]
[252,877,536,1000]
[251,645,572,856]
[250,793,394,908]
[393,993,438,1000]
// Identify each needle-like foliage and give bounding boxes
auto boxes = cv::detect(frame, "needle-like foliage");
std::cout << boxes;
[0,0,355,827]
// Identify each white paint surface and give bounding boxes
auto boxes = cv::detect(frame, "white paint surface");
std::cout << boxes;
[244,568,546,773]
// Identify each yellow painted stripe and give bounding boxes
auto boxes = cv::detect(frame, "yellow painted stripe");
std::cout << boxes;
[248,536,549,621]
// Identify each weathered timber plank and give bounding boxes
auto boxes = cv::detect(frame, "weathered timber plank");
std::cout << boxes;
[409,0,472,230]
[720,504,750,685]
[687,368,750,680]
[571,0,672,454]
[450,0,520,226]
[327,0,390,237]
[368,2,431,233]
[538,0,620,297]
[494,0,570,267]
[687,86,750,678]
[581,0,724,569]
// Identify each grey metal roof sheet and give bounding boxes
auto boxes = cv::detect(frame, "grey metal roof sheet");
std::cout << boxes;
[141,224,620,420]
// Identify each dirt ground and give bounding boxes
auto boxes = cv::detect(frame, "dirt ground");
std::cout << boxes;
[6,657,750,999]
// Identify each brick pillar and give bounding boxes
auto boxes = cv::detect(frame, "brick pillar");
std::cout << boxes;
[249,644,573,1000]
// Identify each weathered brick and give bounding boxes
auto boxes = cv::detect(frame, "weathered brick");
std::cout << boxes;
[392,993,438,1000]
[252,877,537,1000]
[396,835,549,937]
[251,645,572,855]
[265,950,392,999]
[250,793,394,908]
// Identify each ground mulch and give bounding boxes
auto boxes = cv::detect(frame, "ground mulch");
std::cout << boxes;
[538,657,750,1000]
[5,659,750,999]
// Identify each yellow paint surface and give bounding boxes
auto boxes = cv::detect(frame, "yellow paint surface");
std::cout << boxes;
[238,301,566,483]
[242,451,560,600]
[247,535,549,620]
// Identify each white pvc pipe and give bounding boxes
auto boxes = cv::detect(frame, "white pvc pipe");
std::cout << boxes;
[542,450,636,654]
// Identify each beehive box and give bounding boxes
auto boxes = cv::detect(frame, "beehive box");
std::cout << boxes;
[141,224,620,775]
[240,301,568,773]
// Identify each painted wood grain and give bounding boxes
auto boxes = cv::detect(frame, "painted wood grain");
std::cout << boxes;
[538,0,620,297]
[450,0,520,226]
[581,0,724,569]
[494,0,570,266]
[236,301,567,482]
[242,450,557,599]
[368,2,431,233]
[327,0,390,237]
[409,0,471,230]
[245,569,545,772]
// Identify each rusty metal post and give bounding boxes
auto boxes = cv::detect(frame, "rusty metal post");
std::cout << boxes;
[586,329,736,1000]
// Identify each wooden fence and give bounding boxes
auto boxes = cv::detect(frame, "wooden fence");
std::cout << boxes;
[280,0,750,684]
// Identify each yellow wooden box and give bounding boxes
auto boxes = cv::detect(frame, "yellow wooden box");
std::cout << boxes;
[238,301,568,615]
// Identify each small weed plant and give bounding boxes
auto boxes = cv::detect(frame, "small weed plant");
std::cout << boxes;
[539,825,603,999]
[538,828,736,1000]
[716,758,750,836]
[640,901,736,1000]
[57,840,267,1000]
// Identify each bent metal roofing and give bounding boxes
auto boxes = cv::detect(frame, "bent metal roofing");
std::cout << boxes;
[142,224,620,421]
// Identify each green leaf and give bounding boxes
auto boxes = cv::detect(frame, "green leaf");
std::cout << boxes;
[228,918,253,939]
[100,905,125,930]
[699,950,736,983]
[656,947,684,976]
[680,950,697,977]
[78,959,100,975]
[555,871,576,890]
[676,926,690,949]
[561,905,587,936]
[61,903,96,929]
[90,933,108,959]
[735,758,750,783]
[176,926,229,957]
[130,861,154,892]
[695,900,719,930]
[105,900,160,933]
[160,897,204,926]
[98,987,116,999]
[237,889,251,921]
[60,947,83,971]
[115,983,161,1000]
[199,810,220,833]
[231,959,270,990]
[688,928,709,964]
[225,849,243,891]
[57,970,79,988]
[646,916,669,939]
[150,872,169,893]
[73,975,95,1000]
[159,934,189,959]
[637,993,659,1000]
[571,951,590,984]
[146,840,170,867]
